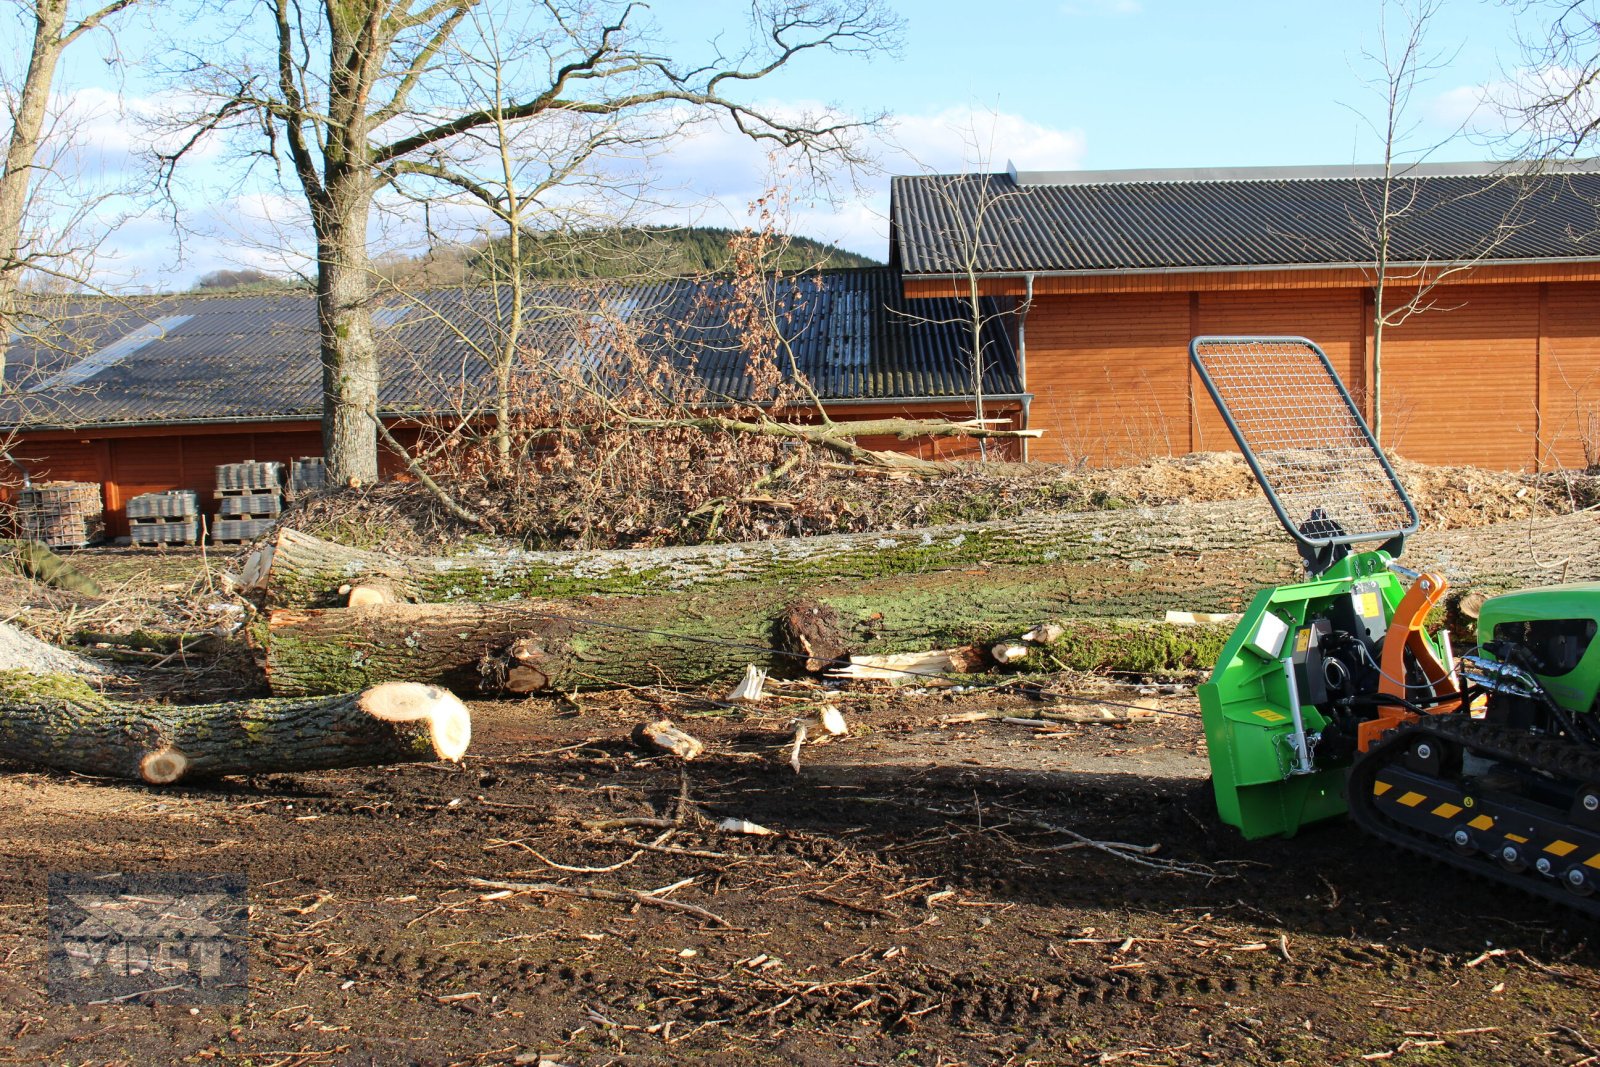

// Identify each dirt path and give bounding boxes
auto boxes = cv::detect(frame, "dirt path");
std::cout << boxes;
[2,691,1597,1066]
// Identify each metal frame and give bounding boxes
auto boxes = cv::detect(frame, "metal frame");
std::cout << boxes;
[1188,334,1419,556]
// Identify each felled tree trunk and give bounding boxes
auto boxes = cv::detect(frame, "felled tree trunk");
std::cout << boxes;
[0,672,471,783]
[259,499,1287,606]
[256,509,1600,697]
[259,505,1600,610]
[260,594,1232,698]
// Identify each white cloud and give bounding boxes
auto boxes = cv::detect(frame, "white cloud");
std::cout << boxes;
[83,99,1088,284]
[591,102,1088,257]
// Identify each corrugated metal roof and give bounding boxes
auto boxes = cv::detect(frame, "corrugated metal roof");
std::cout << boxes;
[0,269,1021,430]
[892,168,1600,275]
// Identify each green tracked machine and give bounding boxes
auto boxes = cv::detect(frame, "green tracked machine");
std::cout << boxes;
[1192,336,1600,914]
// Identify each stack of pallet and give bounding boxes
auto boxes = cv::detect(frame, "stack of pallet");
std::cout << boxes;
[213,462,284,545]
[289,457,326,497]
[17,482,104,549]
[126,491,202,546]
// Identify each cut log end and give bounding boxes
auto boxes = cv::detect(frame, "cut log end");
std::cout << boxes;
[358,682,473,761]
[343,583,396,608]
[139,746,190,785]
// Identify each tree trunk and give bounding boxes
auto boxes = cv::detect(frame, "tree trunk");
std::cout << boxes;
[0,0,68,382]
[259,598,1233,697]
[261,498,1291,606]
[0,672,470,783]
[315,194,381,486]
[256,509,1600,697]
[261,505,1600,611]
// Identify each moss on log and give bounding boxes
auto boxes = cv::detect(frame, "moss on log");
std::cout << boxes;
[1,540,101,596]
[261,500,1288,606]
[0,672,471,783]
[262,508,1600,612]
[255,507,1600,697]
[260,587,1234,697]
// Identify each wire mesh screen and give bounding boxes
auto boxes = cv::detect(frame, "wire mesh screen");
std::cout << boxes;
[1190,336,1418,548]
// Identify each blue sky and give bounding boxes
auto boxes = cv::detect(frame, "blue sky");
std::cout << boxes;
[29,0,1544,287]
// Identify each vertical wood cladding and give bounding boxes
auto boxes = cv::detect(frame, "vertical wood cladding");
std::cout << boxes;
[1195,290,1368,452]
[1539,283,1600,468]
[1023,281,1600,470]
[1025,292,1191,464]
[1378,284,1539,467]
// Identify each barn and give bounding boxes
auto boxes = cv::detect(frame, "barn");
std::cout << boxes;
[8,159,1600,541]
[0,269,1022,537]
[892,161,1600,469]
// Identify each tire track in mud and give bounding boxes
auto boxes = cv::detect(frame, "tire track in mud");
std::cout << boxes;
[296,924,1468,1036]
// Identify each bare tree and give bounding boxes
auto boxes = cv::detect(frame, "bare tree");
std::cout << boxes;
[0,0,137,383]
[1354,0,1528,442]
[891,122,1027,459]
[160,0,902,486]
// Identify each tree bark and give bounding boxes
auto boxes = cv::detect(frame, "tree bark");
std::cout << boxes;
[257,509,1600,697]
[261,505,1600,610]
[258,591,1236,698]
[261,498,1292,606]
[314,174,381,486]
[0,0,68,379]
[0,673,471,783]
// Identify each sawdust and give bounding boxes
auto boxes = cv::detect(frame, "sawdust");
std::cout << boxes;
[1078,451,1599,531]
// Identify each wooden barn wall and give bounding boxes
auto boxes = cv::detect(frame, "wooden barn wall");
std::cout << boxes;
[1378,284,1539,467]
[1024,292,1193,465]
[6,405,1008,540]
[1022,280,1600,471]
[1539,283,1600,469]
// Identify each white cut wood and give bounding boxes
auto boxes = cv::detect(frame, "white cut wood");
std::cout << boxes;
[727,664,768,703]
[1164,610,1244,626]
[991,642,1029,665]
[819,706,848,736]
[633,719,704,760]
[1022,622,1066,645]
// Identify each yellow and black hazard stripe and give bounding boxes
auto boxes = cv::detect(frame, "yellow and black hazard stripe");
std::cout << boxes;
[1371,766,1600,876]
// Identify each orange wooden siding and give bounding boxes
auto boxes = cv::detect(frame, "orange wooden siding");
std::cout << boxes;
[1023,280,1600,470]
[1377,284,1540,467]
[6,404,1012,538]
[1025,292,1192,465]
[1540,283,1600,469]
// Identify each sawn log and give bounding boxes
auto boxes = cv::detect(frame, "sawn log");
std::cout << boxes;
[258,499,1290,606]
[260,594,1231,697]
[0,673,471,783]
[256,509,1600,697]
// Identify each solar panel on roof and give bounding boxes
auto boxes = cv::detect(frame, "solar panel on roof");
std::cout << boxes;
[28,315,194,393]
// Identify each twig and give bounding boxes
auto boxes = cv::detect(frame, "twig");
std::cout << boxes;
[466,877,735,928]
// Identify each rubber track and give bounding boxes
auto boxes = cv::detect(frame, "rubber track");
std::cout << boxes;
[1347,715,1600,919]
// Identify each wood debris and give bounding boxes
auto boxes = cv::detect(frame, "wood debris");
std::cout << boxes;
[1022,622,1066,644]
[828,646,984,685]
[1163,609,1242,626]
[726,664,768,703]
[632,719,705,760]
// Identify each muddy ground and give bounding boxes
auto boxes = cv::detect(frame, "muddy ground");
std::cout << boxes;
[3,685,1600,1067]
